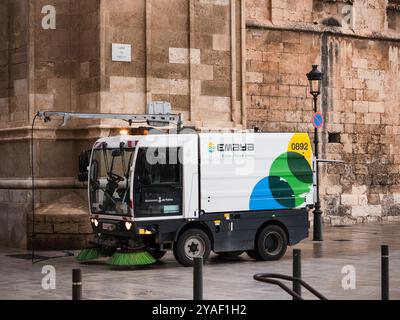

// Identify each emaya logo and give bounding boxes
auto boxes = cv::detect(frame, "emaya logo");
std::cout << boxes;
[209,142,255,153]
[208,142,216,153]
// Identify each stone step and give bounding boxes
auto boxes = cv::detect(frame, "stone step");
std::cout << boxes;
[27,192,93,250]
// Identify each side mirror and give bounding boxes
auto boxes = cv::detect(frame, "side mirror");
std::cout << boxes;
[78,150,91,182]
[90,160,98,182]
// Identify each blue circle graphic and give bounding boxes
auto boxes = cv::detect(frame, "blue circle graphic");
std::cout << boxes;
[249,177,287,211]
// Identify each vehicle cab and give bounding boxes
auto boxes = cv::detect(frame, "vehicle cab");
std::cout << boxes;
[87,134,199,236]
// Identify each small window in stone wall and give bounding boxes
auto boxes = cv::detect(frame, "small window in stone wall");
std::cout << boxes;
[313,0,354,28]
[328,132,341,144]
[387,0,400,31]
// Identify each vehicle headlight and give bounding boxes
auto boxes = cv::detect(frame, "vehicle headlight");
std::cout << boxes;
[125,222,132,230]
[93,219,99,227]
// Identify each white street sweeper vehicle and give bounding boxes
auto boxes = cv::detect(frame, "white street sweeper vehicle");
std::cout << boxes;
[37,107,314,267]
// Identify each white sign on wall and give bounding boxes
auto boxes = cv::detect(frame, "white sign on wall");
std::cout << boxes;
[112,43,132,62]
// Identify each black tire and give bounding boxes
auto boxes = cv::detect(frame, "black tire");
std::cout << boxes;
[149,248,167,260]
[217,251,244,258]
[174,229,211,267]
[246,250,261,260]
[255,225,288,261]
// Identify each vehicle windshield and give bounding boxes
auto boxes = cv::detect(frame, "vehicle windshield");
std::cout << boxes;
[89,147,135,216]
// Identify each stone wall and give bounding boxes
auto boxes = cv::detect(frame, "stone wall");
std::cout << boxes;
[246,0,390,33]
[322,36,400,225]
[0,0,101,248]
[0,0,30,247]
[246,0,400,225]
[100,0,244,129]
[0,0,29,127]
[101,0,146,115]
[0,0,246,249]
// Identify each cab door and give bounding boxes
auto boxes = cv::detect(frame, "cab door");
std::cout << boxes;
[132,147,183,219]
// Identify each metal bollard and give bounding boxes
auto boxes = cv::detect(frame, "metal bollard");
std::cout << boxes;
[72,269,82,300]
[292,249,302,300]
[381,245,389,300]
[193,257,203,300]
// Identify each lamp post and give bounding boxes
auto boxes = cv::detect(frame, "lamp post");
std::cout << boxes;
[306,65,324,241]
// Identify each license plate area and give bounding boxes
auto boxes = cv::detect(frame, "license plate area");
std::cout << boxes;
[102,223,116,231]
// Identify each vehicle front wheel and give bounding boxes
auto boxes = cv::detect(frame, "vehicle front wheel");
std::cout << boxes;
[255,225,288,261]
[246,250,261,261]
[149,248,167,260]
[174,229,211,267]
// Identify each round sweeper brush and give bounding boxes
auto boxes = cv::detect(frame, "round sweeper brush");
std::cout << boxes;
[76,248,110,262]
[107,248,157,266]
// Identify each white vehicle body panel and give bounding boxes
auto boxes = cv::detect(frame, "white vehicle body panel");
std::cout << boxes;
[199,132,314,213]
[89,132,313,221]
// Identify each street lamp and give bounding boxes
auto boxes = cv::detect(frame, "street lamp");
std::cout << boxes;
[306,65,324,241]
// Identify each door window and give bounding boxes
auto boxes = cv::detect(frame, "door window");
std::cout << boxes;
[133,147,183,217]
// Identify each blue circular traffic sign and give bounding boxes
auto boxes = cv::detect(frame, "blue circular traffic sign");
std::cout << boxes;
[312,112,324,129]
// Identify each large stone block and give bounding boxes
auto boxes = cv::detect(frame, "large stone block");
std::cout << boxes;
[352,185,368,195]
[364,113,381,125]
[13,79,28,96]
[247,72,263,84]
[368,101,384,113]
[201,80,230,97]
[192,64,214,80]
[35,94,54,110]
[341,194,359,206]
[352,205,382,217]
[124,92,146,113]
[352,58,368,69]
[200,0,230,5]
[353,100,369,113]
[7,203,28,248]
[110,76,138,92]
[100,92,124,113]
[212,34,230,51]
[151,78,170,95]
[169,48,201,65]
[0,204,8,245]
[9,190,31,204]
[170,79,189,95]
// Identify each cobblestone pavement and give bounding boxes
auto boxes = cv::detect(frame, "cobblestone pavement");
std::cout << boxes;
[0,223,399,300]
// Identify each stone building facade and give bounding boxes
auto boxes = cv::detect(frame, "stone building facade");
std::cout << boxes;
[0,0,245,249]
[245,0,400,226]
[0,0,400,248]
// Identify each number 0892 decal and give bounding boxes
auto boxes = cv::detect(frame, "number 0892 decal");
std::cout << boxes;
[290,143,309,151]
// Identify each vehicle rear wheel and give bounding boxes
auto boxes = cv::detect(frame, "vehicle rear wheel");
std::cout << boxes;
[217,251,244,258]
[255,225,288,261]
[174,229,211,267]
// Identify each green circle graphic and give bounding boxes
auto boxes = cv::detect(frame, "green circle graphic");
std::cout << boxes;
[269,152,313,207]
[268,176,296,208]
